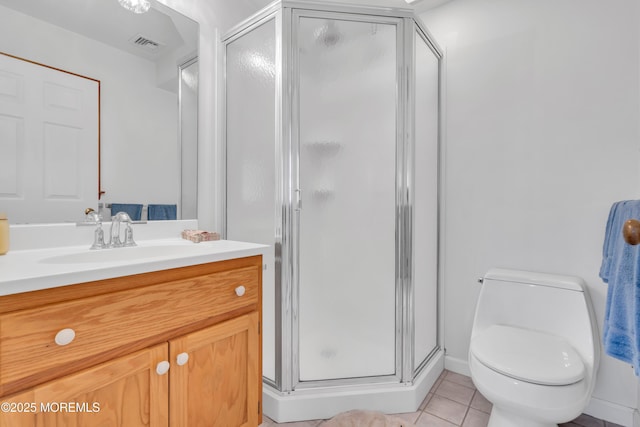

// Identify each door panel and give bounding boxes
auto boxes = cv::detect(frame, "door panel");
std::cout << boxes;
[0,53,99,223]
[296,15,398,381]
[170,313,260,427]
[0,344,168,427]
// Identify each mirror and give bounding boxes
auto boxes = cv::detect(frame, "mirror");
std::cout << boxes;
[0,0,198,224]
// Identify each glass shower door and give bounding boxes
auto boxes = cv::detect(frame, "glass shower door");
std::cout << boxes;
[225,18,277,383]
[296,14,399,382]
[413,28,440,372]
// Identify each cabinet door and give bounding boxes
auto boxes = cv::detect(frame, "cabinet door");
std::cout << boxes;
[170,312,260,427]
[0,344,168,427]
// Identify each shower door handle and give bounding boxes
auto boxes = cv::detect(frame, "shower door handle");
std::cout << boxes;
[295,189,302,211]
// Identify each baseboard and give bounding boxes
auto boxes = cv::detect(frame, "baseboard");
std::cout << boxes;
[585,397,635,427]
[445,355,635,427]
[444,355,471,377]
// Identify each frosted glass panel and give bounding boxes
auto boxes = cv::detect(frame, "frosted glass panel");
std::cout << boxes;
[297,17,397,381]
[413,30,439,370]
[225,19,277,382]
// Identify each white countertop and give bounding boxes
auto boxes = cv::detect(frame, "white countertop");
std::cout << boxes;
[0,239,268,297]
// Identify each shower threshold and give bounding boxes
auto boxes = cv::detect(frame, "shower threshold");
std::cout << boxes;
[262,349,444,423]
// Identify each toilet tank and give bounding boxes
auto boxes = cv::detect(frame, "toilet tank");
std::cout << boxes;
[471,268,599,371]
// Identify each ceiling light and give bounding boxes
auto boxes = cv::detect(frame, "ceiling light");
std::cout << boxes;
[118,0,151,14]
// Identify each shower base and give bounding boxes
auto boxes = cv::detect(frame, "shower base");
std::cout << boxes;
[263,349,444,423]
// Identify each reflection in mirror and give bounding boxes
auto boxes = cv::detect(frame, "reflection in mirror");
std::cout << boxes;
[0,0,198,224]
[179,58,198,221]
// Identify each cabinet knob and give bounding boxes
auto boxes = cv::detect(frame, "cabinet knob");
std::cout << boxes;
[54,328,76,346]
[156,361,170,375]
[235,285,246,297]
[176,352,189,366]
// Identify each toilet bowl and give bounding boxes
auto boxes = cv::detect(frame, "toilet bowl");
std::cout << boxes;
[469,269,600,427]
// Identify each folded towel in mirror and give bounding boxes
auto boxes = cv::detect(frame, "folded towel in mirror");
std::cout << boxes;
[148,204,177,221]
[110,203,143,221]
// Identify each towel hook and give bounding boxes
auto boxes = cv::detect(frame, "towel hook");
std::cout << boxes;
[623,219,640,245]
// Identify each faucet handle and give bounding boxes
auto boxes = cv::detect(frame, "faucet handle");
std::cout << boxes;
[89,223,106,250]
[123,223,137,247]
[85,207,103,224]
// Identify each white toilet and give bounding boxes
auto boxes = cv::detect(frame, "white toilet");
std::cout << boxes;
[469,269,600,427]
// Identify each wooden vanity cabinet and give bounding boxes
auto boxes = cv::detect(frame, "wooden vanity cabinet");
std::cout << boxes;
[0,255,262,427]
[1,344,169,427]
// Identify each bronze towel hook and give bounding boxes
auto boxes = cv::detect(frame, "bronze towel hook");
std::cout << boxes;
[623,219,640,245]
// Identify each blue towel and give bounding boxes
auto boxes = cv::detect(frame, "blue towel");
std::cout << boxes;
[110,203,143,221]
[148,204,177,221]
[600,200,640,375]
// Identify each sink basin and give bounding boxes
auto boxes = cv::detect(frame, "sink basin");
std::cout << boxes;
[1,235,265,298]
[40,244,211,264]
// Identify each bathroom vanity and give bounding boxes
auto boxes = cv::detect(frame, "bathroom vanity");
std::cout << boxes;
[0,238,265,427]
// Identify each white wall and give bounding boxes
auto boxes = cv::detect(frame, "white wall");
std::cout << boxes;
[0,5,180,210]
[420,0,640,424]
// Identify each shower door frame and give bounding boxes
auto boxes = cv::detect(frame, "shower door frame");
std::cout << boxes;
[221,4,283,391]
[409,21,444,379]
[288,7,407,391]
[221,0,444,396]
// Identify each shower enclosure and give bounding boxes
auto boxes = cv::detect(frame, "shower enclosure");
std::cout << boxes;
[223,1,442,422]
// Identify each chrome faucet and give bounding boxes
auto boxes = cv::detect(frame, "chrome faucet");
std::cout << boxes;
[83,208,137,249]
[109,211,137,248]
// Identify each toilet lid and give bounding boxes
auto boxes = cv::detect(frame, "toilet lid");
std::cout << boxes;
[470,325,585,386]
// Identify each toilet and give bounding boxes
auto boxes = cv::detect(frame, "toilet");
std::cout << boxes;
[469,269,600,427]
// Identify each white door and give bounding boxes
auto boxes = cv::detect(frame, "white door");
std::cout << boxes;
[0,53,99,224]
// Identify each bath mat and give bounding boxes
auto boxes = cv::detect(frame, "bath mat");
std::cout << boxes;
[320,410,416,427]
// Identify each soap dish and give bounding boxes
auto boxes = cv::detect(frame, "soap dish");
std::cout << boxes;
[181,229,220,243]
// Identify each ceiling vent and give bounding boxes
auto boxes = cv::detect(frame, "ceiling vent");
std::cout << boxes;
[129,34,162,52]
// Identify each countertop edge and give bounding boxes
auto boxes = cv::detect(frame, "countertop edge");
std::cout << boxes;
[0,240,268,297]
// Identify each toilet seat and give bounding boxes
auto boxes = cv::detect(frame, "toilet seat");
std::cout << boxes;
[470,325,585,386]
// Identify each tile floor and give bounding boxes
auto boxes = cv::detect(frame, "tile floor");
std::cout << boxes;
[260,370,624,427]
